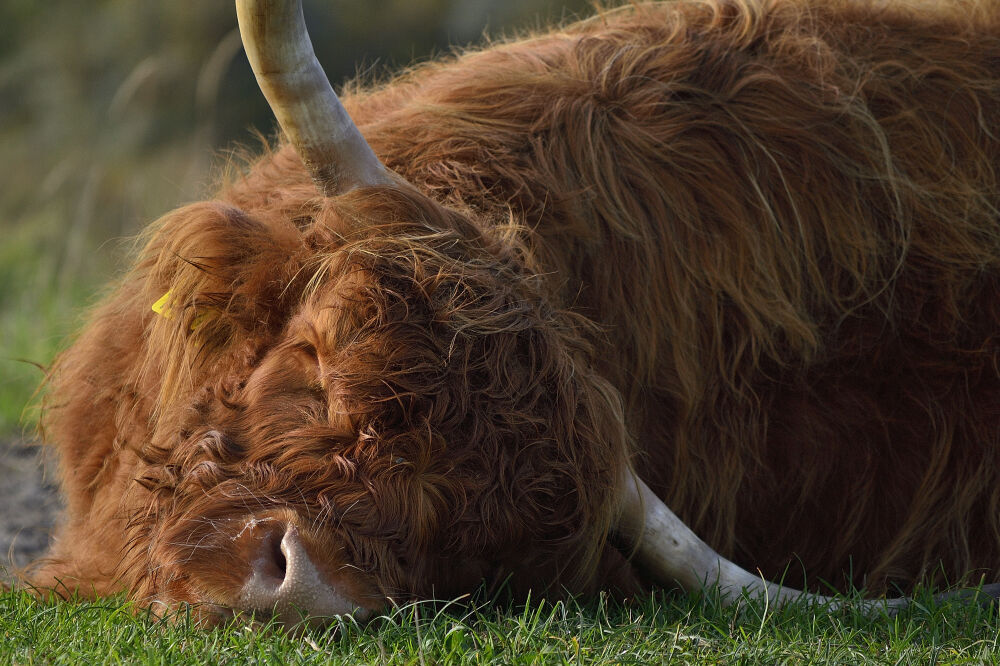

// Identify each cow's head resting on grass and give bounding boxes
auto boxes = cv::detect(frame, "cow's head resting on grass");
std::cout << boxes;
[123,191,631,624]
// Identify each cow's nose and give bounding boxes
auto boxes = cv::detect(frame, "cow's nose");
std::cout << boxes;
[234,522,367,625]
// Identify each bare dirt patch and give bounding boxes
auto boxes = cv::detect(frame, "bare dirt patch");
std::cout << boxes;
[0,439,61,575]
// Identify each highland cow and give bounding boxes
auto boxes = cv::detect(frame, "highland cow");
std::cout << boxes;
[20,0,1000,625]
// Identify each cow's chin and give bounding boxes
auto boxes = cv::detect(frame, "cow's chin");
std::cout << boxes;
[148,510,383,628]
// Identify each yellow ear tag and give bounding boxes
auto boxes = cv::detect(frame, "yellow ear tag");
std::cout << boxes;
[152,291,174,318]
[152,290,209,331]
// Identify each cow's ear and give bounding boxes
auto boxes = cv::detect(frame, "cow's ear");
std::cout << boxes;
[135,202,305,403]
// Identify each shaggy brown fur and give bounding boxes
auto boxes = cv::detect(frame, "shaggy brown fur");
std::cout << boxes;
[24,0,1000,617]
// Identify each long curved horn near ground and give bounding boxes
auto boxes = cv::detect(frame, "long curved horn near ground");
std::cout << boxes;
[615,474,912,612]
[235,0,394,195]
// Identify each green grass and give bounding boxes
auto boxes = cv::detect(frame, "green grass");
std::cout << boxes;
[2,588,998,664]
[0,216,111,435]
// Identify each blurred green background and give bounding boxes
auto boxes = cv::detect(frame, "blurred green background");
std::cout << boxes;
[0,0,594,436]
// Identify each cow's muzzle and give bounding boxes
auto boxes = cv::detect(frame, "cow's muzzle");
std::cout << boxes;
[231,517,374,626]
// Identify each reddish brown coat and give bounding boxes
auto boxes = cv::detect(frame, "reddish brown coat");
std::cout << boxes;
[26,0,1000,616]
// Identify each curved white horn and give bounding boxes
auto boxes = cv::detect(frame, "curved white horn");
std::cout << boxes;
[616,473,909,612]
[235,0,394,195]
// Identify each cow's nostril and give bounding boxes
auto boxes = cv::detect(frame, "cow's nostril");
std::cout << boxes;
[271,531,287,579]
[252,525,288,584]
